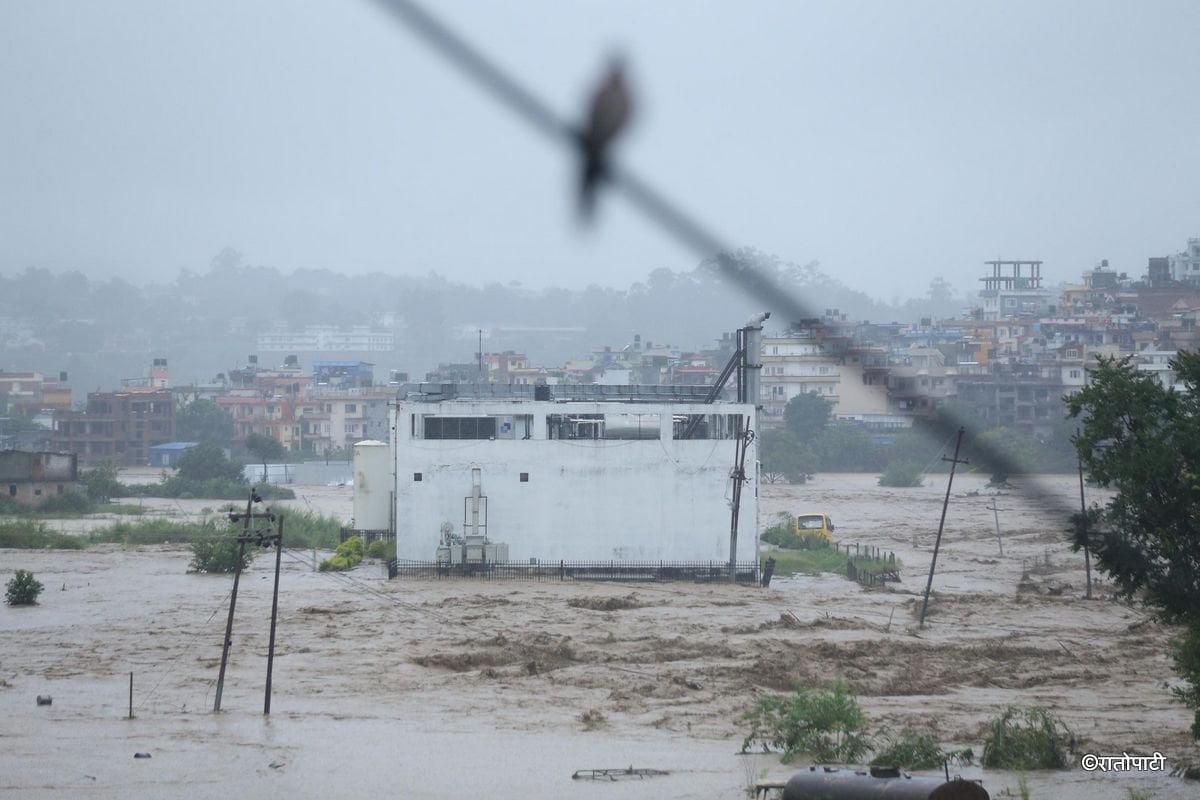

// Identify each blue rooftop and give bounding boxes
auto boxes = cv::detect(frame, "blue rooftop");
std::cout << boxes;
[148,442,200,451]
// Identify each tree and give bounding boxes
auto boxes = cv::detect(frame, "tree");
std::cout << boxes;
[817,424,882,472]
[759,429,818,483]
[176,442,244,483]
[1068,353,1200,737]
[175,399,235,447]
[971,427,1042,484]
[784,392,833,442]
[245,432,287,464]
[79,461,123,502]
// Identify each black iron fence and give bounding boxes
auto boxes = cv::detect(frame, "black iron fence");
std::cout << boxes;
[387,558,761,584]
[339,528,394,545]
[842,544,901,588]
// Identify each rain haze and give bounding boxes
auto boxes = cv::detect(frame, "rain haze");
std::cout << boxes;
[3,0,1199,300]
[6,4,1200,799]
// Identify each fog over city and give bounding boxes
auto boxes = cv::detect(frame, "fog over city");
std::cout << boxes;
[3,0,1199,307]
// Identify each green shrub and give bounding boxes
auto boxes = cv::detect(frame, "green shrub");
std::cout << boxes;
[878,461,924,487]
[320,536,365,572]
[366,539,391,560]
[871,729,974,770]
[741,680,871,763]
[189,536,255,573]
[5,569,44,605]
[981,707,1071,770]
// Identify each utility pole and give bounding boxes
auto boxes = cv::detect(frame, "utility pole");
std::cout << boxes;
[214,492,253,713]
[727,418,754,582]
[263,512,284,715]
[213,490,284,714]
[1077,429,1092,599]
[986,498,1003,556]
[919,428,968,627]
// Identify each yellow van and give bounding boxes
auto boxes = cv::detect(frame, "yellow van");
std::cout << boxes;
[794,512,835,542]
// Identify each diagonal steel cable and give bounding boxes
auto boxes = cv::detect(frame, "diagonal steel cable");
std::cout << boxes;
[366,0,1077,523]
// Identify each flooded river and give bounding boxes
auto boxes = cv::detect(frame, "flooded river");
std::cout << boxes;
[1,473,1196,798]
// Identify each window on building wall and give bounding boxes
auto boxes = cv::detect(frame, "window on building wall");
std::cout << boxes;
[1070,369,1081,379]
[346,404,356,413]
[424,416,498,440]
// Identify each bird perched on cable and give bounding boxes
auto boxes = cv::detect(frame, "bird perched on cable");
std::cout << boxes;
[577,57,633,221]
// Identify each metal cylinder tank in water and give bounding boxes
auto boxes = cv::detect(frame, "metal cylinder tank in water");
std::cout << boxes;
[352,440,392,530]
[783,766,989,800]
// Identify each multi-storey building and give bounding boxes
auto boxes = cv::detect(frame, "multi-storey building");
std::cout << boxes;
[978,260,1052,320]
[52,390,175,466]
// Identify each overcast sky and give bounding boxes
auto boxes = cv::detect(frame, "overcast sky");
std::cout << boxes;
[2,0,1199,301]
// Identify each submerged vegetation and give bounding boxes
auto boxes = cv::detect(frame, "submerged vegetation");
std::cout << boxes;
[0,510,342,551]
[980,707,1071,770]
[741,680,872,763]
[741,683,974,768]
[5,569,45,606]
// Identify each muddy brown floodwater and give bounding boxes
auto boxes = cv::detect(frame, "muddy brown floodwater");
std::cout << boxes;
[1,473,1197,799]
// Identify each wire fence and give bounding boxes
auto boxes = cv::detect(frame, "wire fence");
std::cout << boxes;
[387,558,761,584]
[338,528,394,545]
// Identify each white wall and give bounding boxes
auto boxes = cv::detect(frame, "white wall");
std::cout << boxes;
[389,400,759,564]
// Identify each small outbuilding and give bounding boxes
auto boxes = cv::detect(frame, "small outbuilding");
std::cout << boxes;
[0,450,85,509]
[147,441,199,467]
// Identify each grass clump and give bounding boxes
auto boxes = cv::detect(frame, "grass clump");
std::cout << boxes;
[0,520,86,549]
[740,680,872,763]
[87,519,225,545]
[878,461,924,487]
[280,511,343,549]
[5,569,44,605]
[871,729,974,770]
[981,707,1071,770]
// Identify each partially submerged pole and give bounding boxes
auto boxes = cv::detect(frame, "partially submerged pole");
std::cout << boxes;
[919,428,968,627]
[1077,429,1092,600]
[987,499,1003,556]
[214,492,253,712]
[264,513,284,715]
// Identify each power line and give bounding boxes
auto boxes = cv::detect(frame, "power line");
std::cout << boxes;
[364,0,1079,526]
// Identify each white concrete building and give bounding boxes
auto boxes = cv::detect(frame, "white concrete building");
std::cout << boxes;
[1169,238,1200,285]
[388,397,758,564]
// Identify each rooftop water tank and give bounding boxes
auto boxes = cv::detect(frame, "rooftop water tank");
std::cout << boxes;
[352,440,391,531]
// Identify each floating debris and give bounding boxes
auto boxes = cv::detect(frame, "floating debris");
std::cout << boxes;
[572,766,669,781]
[134,753,152,759]
[36,695,52,706]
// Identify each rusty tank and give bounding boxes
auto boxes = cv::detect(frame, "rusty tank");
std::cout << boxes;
[779,765,989,800]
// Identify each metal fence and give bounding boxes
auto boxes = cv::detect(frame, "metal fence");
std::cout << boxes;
[339,528,395,545]
[387,558,761,584]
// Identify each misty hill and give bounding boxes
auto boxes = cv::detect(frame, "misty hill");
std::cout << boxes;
[0,247,969,393]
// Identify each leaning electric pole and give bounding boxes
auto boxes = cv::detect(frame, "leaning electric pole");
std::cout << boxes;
[213,489,285,715]
[919,428,968,628]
